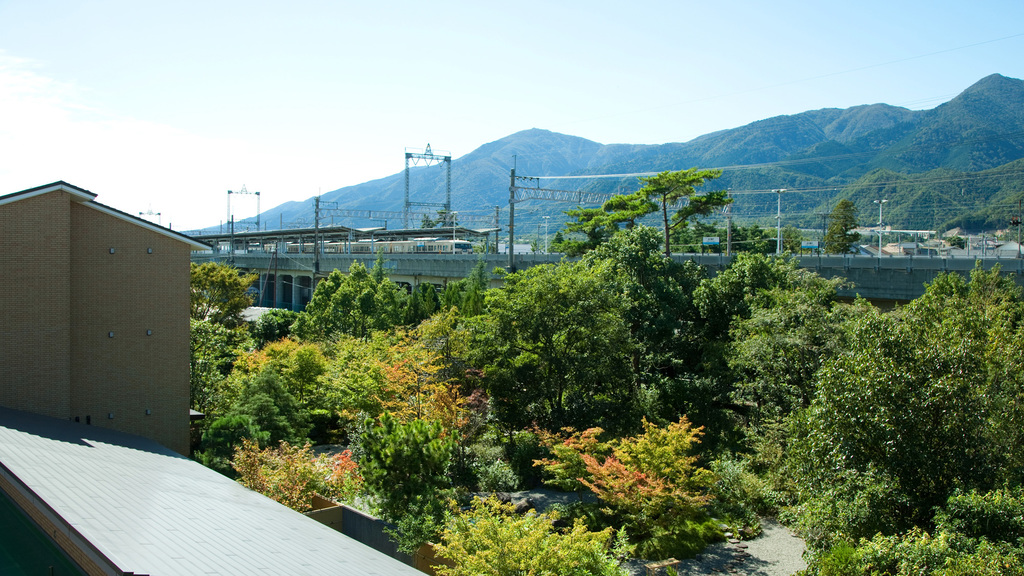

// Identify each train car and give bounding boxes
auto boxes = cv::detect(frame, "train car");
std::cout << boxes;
[349,238,474,255]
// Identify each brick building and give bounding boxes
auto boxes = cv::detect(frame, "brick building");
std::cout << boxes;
[0,182,425,576]
[0,181,207,455]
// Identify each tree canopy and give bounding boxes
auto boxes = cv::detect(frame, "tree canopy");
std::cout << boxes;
[190,262,257,328]
[824,199,861,253]
[636,168,730,256]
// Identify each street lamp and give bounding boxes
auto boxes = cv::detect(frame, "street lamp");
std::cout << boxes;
[873,199,888,256]
[542,216,550,254]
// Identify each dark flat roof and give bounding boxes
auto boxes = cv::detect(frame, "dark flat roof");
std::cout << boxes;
[0,407,421,576]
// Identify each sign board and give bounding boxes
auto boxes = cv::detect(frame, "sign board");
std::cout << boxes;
[702,236,720,246]
[801,241,819,249]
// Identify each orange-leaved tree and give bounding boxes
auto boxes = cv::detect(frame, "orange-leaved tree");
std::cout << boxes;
[534,417,717,559]
[533,426,613,494]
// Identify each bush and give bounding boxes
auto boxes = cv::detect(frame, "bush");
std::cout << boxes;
[708,457,769,532]
[935,488,1024,543]
[307,409,344,445]
[807,528,1024,576]
[573,418,719,560]
[815,541,858,576]
[232,439,362,511]
[793,467,913,550]
[252,309,299,347]
[476,459,519,492]
[503,430,547,489]
[197,414,268,476]
[433,497,627,576]
[534,427,611,493]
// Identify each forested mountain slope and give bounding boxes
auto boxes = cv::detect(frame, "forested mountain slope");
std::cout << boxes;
[242,74,1024,234]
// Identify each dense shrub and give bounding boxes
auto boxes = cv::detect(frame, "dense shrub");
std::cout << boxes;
[433,497,627,576]
[232,439,362,512]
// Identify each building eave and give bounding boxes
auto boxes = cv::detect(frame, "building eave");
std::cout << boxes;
[0,181,97,207]
[1,181,210,251]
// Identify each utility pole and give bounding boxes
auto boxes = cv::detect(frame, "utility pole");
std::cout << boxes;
[1014,198,1022,258]
[404,144,451,229]
[542,215,550,253]
[139,209,162,226]
[508,166,516,271]
[774,189,786,255]
[313,196,321,275]
[725,192,733,256]
[494,205,501,255]
[227,186,260,231]
[874,199,888,258]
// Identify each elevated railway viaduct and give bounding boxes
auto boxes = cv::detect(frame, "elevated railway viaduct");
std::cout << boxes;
[191,241,1024,311]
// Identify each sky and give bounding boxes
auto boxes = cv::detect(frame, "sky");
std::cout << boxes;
[1,1,1022,230]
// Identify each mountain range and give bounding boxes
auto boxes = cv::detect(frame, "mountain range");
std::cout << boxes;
[234,73,1024,236]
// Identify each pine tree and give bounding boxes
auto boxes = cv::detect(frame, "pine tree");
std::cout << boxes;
[824,199,860,254]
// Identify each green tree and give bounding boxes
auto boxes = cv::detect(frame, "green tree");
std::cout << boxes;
[359,413,455,551]
[252,309,299,348]
[359,413,455,521]
[583,226,704,388]
[292,258,406,341]
[790,268,1020,544]
[602,190,659,228]
[636,168,730,256]
[189,318,253,415]
[561,207,617,255]
[190,262,258,328]
[196,414,268,475]
[226,370,308,446]
[727,270,850,430]
[404,283,440,325]
[437,259,490,318]
[824,199,861,253]
[475,260,633,433]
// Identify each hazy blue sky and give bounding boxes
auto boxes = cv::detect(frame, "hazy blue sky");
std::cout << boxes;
[1,1,1021,229]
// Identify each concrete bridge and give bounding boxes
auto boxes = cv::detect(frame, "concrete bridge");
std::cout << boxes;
[190,250,1024,311]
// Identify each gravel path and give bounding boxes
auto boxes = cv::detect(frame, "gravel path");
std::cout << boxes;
[626,519,807,576]
[503,490,806,576]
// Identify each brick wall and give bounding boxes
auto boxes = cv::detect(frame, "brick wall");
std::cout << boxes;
[70,203,191,455]
[0,192,72,418]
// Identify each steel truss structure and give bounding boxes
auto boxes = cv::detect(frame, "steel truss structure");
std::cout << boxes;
[404,144,451,228]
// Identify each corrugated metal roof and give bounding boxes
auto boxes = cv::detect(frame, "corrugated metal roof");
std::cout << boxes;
[0,407,422,576]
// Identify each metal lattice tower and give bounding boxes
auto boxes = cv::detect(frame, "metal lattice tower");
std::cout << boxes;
[404,144,451,228]
[227,185,261,230]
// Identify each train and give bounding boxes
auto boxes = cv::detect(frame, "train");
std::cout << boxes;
[284,237,475,255]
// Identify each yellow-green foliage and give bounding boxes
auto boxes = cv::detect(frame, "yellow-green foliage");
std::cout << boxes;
[433,498,626,576]
[848,528,1024,576]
